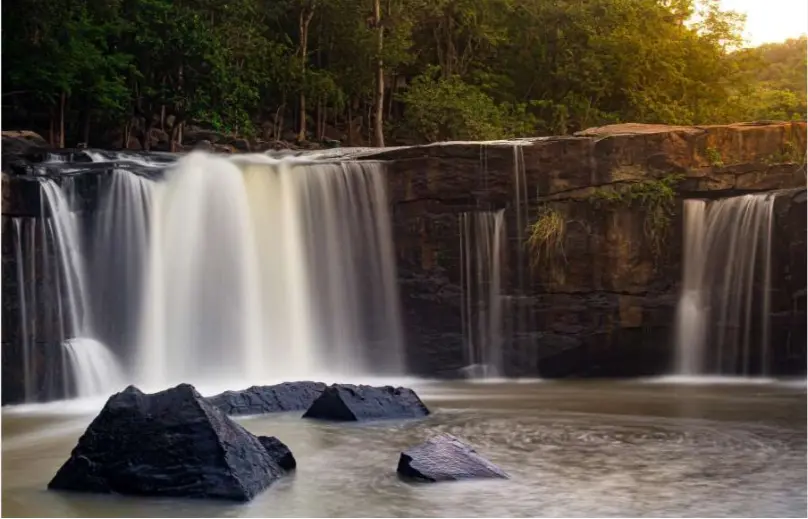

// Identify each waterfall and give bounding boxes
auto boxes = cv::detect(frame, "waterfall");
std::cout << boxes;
[674,193,777,376]
[63,338,126,397]
[135,152,404,389]
[39,179,91,335]
[38,179,126,398]
[7,151,405,403]
[11,218,35,401]
[510,145,539,371]
[459,210,506,378]
[90,169,155,361]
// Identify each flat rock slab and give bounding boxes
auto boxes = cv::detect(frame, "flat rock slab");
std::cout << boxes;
[48,383,293,502]
[205,381,327,416]
[302,384,430,422]
[397,434,509,482]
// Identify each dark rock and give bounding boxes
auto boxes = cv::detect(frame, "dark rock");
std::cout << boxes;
[194,139,213,151]
[299,140,321,150]
[231,138,251,152]
[48,383,287,502]
[205,381,327,416]
[184,129,225,145]
[272,140,293,150]
[302,384,430,422]
[149,128,171,151]
[251,139,273,152]
[397,434,509,482]
[214,144,235,154]
[258,436,296,471]
[2,130,48,150]
[364,121,807,378]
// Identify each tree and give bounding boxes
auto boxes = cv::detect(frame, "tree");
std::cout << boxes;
[372,0,385,146]
[3,0,804,147]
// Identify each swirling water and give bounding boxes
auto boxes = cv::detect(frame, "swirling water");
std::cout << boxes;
[2,380,805,517]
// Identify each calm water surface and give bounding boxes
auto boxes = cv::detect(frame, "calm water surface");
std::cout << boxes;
[2,380,806,517]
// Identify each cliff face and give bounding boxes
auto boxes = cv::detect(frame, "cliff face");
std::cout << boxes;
[362,122,807,377]
[1,122,805,402]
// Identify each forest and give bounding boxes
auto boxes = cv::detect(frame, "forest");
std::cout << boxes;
[2,0,806,149]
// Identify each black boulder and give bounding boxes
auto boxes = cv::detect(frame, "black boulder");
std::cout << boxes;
[205,381,326,416]
[302,384,430,422]
[397,434,509,482]
[48,383,290,502]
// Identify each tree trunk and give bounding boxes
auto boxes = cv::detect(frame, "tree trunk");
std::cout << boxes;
[123,119,131,150]
[347,102,353,147]
[297,4,315,143]
[143,118,153,151]
[49,108,56,147]
[366,102,372,144]
[372,0,385,147]
[274,100,285,140]
[58,92,66,148]
[170,119,184,152]
[444,11,455,78]
[82,111,91,146]
[315,96,322,141]
[388,78,395,119]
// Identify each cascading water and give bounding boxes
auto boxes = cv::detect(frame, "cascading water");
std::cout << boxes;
[39,179,91,335]
[37,179,126,398]
[508,144,537,373]
[459,210,506,378]
[63,338,127,397]
[89,169,155,361]
[10,218,35,401]
[674,193,777,376]
[135,152,404,389]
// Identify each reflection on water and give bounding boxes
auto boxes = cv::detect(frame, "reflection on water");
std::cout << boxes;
[2,380,806,517]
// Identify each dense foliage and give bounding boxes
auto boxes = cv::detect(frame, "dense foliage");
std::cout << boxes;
[2,0,806,147]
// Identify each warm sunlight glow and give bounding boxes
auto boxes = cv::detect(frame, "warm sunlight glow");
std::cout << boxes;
[721,0,808,46]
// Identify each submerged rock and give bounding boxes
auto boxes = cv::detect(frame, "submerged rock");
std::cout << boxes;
[205,381,327,416]
[302,384,430,422]
[397,434,509,482]
[48,383,290,502]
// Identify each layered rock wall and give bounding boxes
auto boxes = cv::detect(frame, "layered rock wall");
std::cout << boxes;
[1,122,805,401]
[364,122,807,376]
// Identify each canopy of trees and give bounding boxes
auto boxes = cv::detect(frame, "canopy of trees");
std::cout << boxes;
[2,0,806,148]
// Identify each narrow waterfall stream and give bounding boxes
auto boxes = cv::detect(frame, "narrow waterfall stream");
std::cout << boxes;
[459,209,506,377]
[674,193,778,376]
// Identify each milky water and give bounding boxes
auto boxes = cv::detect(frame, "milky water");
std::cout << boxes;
[459,210,506,377]
[8,151,405,403]
[2,380,805,517]
[674,194,777,376]
[134,153,404,389]
[36,180,125,399]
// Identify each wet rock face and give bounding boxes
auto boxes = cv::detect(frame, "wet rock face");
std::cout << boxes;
[397,434,509,482]
[48,384,291,502]
[302,384,430,422]
[205,381,327,416]
[365,122,808,378]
